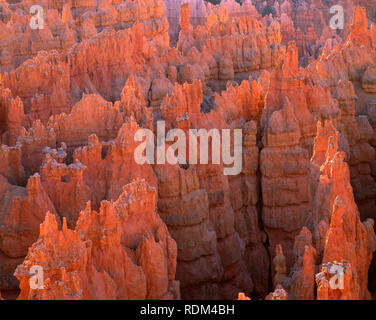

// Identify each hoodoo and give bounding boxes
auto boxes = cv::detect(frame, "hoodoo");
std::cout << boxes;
[0,0,375,302]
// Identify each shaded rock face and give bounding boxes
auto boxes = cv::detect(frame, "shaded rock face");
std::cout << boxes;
[260,42,323,273]
[154,80,268,299]
[362,66,376,93]
[0,88,24,146]
[0,0,375,301]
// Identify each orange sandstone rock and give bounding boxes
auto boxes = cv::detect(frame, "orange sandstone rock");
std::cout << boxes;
[0,173,58,292]
[0,88,24,146]
[237,292,251,300]
[15,179,180,300]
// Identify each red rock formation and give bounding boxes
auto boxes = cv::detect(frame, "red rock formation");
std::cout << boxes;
[0,0,375,301]
[240,283,289,300]
[48,93,124,149]
[362,66,376,93]
[115,76,153,129]
[272,244,288,289]
[2,50,72,126]
[17,120,57,176]
[74,118,158,208]
[261,93,311,271]
[0,142,25,186]
[40,153,91,228]
[0,87,24,146]
[214,79,261,122]
[0,6,76,72]
[177,2,284,84]
[0,173,58,293]
[68,3,170,103]
[289,227,318,300]
[237,292,251,300]
[15,179,180,300]
[155,80,256,299]
[232,119,269,298]
[290,119,376,300]
[164,0,260,43]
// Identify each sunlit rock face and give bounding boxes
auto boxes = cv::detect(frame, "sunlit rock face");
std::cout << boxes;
[15,179,180,300]
[0,0,375,300]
